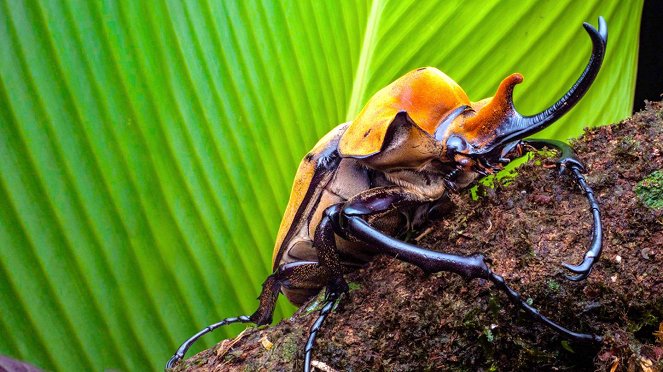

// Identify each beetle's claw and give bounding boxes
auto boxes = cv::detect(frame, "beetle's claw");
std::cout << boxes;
[165,354,182,369]
[564,272,589,282]
[561,259,595,281]
[558,157,586,175]
[562,260,593,273]
[326,277,349,300]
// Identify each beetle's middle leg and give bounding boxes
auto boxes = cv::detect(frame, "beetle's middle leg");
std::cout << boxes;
[303,204,350,372]
[337,187,602,343]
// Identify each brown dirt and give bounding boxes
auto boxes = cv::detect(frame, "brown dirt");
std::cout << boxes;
[175,102,663,372]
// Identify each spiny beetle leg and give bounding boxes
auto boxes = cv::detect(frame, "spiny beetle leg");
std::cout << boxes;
[314,204,350,295]
[166,262,323,370]
[166,270,285,369]
[337,188,601,344]
[304,291,342,372]
[302,204,351,372]
[524,139,603,281]
[345,216,601,343]
[165,315,253,369]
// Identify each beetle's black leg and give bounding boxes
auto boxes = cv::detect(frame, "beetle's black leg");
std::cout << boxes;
[166,261,325,370]
[304,290,341,372]
[524,139,603,281]
[561,166,602,281]
[337,187,601,343]
[303,204,349,372]
[166,315,254,369]
[313,204,350,294]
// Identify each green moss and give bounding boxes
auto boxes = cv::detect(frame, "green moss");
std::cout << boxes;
[560,340,575,353]
[635,170,663,210]
[278,336,299,362]
[305,291,327,314]
[348,282,361,292]
[617,135,641,155]
[547,280,561,292]
[483,328,495,343]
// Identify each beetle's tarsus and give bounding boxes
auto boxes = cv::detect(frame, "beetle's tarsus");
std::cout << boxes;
[305,291,342,372]
[523,139,603,282]
[487,272,601,343]
[165,315,253,370]
[559,166,602,281]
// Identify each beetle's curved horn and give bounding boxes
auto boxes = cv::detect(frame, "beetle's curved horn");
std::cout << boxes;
[511,17,607,137]
[468,17,607,154]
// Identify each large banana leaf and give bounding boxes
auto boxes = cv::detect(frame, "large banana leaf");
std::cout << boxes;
[0,1,642,371]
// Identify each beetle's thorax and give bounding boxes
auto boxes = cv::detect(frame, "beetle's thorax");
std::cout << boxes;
[380,168,447,200]
[353,110,481,198]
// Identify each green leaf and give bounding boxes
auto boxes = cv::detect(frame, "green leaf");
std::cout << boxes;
[0,1,642,370]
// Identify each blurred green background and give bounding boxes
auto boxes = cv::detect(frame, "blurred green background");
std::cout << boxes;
[0,1,643,370]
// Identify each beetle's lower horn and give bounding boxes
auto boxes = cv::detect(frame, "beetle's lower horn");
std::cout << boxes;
[509,16,608,140]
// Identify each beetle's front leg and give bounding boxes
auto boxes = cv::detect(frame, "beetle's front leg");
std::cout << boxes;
[523,139,603,281]
[336,187,601,343]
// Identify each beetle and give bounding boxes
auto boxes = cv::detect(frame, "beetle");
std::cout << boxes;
[167,17,606,371]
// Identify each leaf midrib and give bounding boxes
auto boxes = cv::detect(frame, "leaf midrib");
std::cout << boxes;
[346,0,385,121]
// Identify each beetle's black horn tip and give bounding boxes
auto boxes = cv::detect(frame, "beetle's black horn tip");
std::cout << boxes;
[581,22,597,35]
[597,16,608,41]
[582,16,608,44]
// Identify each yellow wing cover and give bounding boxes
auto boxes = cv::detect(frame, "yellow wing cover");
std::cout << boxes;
[339,67,471,158]
[271,124,347,269]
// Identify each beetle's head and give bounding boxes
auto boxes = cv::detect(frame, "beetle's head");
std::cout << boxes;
[439,17,607,184]
[339,17,606,192]
[437,73,530,177]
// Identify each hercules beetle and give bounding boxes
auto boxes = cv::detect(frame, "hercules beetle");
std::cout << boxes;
[167,17,606,371]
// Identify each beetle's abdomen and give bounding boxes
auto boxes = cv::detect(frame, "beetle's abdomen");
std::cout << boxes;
[271,124,348,269]
[274,149,373,305]
[278,159,373,268]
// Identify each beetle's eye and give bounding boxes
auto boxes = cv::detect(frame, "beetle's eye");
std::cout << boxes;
[446,135,468,157]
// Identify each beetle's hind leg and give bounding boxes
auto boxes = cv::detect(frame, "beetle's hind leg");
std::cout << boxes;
[166,315,254,369]
[165,273,282,369]
[166,262,324,370]
[524,139,603,281]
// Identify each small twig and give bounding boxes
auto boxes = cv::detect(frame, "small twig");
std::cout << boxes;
[311,360,339,372]
[414,226,434,241]
[216,328,249,359]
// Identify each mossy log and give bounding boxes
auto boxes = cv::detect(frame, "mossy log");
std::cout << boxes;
[175,102,663,372]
